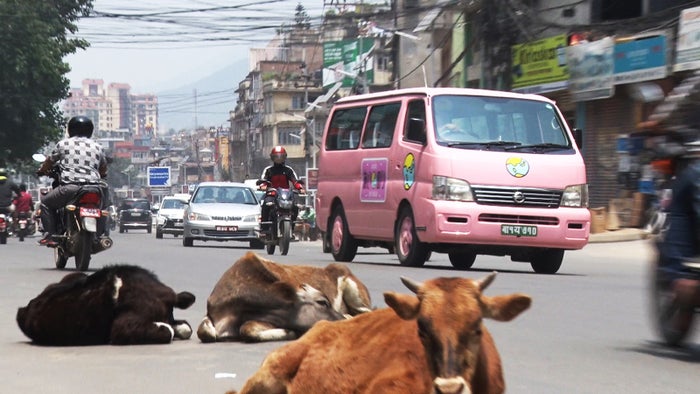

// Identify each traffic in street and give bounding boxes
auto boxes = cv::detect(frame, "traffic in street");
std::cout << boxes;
[1,231,698,393]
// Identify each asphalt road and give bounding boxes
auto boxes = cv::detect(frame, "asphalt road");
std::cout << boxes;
[1,230,698,393]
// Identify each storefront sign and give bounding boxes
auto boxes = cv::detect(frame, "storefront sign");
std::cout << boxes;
[613,33,667,85]
[567,37,615,102]
[511,34,569,94]
[674,5,700,72]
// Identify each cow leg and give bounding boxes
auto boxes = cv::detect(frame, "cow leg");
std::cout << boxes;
[171,319,193,340]
[239,321,296,342]
[110,313,175,345]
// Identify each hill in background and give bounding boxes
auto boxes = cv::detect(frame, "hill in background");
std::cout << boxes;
[157,58,249,133]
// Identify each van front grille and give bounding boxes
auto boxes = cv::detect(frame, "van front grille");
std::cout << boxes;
[472,186,562,208]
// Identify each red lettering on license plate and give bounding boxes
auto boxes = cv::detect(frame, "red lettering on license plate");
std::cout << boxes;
[215,226,238,232]
[80,207,101,218]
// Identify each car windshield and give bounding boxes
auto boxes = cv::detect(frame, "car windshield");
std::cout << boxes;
[161,199,184,209]
[121,201,150,210]
[192,186,257,205]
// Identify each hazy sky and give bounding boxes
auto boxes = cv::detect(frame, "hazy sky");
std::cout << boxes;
[65,0,328,94]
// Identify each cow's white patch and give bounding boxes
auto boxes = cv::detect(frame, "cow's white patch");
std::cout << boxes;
[174,323,193,339]
[434,376,470,394]
[154,322,175,341]
[298,284,323,297]
[112,276,123,302]
[333,277,345,312]
[258,328,296,341]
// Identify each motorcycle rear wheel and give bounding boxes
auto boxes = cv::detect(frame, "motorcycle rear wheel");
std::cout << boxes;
[75,231,92,271]
[54,247,68,269]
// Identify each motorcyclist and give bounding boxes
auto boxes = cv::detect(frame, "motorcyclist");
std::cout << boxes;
[657,140,700,308]
[0,167,20,216]
[36,116,108,246]
[258,146,304,234]
[12,183,34,228]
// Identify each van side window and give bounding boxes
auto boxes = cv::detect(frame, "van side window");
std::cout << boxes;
[404,99,427,144]
[362,103,400,149]
[325,107,367,151]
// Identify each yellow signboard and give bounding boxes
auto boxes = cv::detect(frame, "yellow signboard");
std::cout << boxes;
[511,34,569,91]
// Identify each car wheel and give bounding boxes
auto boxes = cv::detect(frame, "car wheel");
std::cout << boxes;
[249,239,265,249]
[530,249,564,274]
[330,206,357,262]
[119,225,124,233]
[156,227,163,239]
[183,236,193,247]
[449,252,476,270]
[395,207,429,267]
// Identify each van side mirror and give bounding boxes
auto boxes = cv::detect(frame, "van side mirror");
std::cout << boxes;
[572,128,583,149]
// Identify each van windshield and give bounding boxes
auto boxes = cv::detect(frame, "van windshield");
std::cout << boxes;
[433,95,572,153]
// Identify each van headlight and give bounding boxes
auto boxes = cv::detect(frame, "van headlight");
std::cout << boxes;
[561,184,589,207]
[433,176,474,201]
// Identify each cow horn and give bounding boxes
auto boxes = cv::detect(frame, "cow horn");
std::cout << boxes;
[476,271,497,291]
[400,276,422,294]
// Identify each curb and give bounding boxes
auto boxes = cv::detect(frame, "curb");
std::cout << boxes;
[588,228,648,243]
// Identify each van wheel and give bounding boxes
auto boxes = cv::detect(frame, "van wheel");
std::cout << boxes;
[395,207,429,267]
[449,252,476,270]
[530,249,564,274]
[330,207,357,262]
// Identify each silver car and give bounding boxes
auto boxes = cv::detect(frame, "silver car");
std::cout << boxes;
[182,182,263,248]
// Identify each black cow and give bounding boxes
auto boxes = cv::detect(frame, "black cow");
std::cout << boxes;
[16,265,196,346]
[197,252,372,342]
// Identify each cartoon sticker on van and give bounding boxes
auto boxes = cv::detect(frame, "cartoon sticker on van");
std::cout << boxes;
[506,157,530,178]
[361,158,388,202]
[403,153,415,190]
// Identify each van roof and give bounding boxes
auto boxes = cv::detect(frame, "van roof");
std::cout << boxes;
[335,87,553,105]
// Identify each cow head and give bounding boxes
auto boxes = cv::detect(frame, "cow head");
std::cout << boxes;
[293,283,346,330]
[384,273,531,394]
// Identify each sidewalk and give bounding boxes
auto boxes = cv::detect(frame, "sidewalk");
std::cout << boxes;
[588,227,649,243]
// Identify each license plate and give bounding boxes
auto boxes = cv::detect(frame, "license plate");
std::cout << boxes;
[501,224,538,237]
[80,207,101,218]
[131,212,142,216]
[216,226,238,232]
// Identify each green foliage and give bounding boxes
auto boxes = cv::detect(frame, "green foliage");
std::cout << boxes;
[0,0,93,167]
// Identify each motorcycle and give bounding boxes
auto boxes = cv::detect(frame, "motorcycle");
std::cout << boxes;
[258,181,303,256]
[12,211,35,242]
[34,154,113,271]
[0,211,8,244]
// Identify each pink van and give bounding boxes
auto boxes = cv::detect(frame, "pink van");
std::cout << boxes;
[316,87,589,274]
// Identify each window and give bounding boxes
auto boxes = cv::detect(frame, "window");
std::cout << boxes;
[279,128,302,145]
[362,103,400,148]
[325,107,367,150]
[291,94,305,110]
[403,100,427,144]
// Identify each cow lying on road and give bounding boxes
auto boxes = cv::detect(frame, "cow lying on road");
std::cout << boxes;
[230,272,531,394]
[16,265,196,346]
[197,251,372,342]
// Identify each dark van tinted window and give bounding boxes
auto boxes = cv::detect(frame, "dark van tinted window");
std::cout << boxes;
[362,103,400,149]
[325,107,367,151]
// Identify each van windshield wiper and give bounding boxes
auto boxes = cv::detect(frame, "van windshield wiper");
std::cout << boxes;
[507,143,570,152]
[447,140,521,149]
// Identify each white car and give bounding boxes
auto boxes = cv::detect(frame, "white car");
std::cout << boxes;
[155,194,189,239]
[182,182,263,248]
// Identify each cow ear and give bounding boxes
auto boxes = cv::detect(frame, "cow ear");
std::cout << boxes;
[481,293,532,322]
[384,291,420,320]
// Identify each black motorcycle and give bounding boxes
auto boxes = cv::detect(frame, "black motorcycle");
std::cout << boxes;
[35,154,113,271]
[258,181,302,256]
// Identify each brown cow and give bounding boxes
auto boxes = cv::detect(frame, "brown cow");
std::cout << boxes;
[197,251,372,342]
[230,272,531,394]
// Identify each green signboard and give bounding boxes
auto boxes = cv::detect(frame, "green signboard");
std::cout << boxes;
[323,38,374,88]
[511,34,569,93]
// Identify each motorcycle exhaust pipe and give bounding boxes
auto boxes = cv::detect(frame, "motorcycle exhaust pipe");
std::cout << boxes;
[93,237,114,253]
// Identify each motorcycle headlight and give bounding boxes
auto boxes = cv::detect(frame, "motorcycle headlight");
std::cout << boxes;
[432,176,474,201]
[278,200,294,210]
[561,184,589,208]
[187,211,211,221]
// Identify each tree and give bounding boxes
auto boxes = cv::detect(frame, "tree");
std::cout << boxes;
[0,0,93,167]
[294,3,311,30]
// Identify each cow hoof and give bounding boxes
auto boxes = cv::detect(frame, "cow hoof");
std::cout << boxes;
[174,323,193,339]
[154,322,175,341]
[197,317,217,343]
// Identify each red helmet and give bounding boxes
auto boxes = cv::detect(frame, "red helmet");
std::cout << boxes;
[270,145,287,164]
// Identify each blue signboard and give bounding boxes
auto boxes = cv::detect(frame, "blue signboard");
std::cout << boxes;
[613,34,667,84]
[148,167,171,187]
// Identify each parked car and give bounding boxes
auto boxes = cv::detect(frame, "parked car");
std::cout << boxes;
[182,182,263,248]
[118,198,152,233]
[155,194,189,239]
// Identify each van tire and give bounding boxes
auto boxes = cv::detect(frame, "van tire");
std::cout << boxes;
[395,208,429,267]
[449,252,476,270]
[530,249,564,274]
[330,207,357,262]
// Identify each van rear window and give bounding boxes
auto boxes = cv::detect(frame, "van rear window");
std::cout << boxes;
[325,107,367,150]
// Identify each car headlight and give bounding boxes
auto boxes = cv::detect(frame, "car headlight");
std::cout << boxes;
[187,211,211,221]
[243,214,258,222]
[561,184,589,208]
[433,176,474,201]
